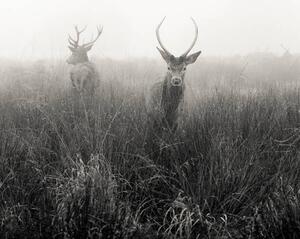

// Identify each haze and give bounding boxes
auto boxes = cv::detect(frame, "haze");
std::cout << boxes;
[0,0,300,60]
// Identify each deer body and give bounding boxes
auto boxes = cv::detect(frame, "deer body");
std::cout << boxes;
[70,62,100,95]
[145,17,202,162]
[146,73,185,131]
[67,26,103,95]
[146,17,201,133]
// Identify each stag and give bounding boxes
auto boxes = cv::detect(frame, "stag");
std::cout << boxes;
[146,17,201,134]
[67,25,103,95]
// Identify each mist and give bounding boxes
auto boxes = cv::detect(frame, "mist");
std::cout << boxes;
[0,0,300,60]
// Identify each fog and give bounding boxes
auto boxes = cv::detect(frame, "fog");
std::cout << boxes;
[1,0,300,60]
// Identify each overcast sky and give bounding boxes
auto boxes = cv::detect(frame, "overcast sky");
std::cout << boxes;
[0,0,300,60]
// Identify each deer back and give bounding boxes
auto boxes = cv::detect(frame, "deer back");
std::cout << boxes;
[70,62,100,94]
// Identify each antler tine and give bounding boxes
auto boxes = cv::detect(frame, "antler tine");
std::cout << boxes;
[68,37,77,47]
[156,17,172,55]
[75,25,87,34]
[68,25,87,48]
[82,25,103,48]
[181,18,198,57]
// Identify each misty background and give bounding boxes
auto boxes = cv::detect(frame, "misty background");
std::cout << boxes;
[0,0,300,60]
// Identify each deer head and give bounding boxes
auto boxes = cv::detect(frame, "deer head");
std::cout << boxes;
[67,25,103,65]
[156,17,201,87]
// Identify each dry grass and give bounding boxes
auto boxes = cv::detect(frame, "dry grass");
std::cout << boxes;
[0,53,300,238]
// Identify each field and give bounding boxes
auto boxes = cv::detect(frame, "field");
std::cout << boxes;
[0,53,300,238]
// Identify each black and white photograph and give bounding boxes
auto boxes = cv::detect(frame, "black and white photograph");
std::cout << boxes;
[0,0,300,238]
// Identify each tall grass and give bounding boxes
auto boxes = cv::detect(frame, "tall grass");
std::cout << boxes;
[0,53,300,238]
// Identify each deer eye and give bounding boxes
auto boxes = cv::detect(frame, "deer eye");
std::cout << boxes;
[183,67,187,71]
[168,67,171,70]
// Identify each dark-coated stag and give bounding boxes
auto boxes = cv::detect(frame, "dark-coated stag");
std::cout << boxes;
[146,17,201,134]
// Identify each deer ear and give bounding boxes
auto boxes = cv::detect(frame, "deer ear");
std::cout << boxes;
[84,45,93,52]
[156,47,171,63]
[185,51,201,65]
[68,46,75,52]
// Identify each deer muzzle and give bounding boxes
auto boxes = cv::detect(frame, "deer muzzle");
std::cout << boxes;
[171,77,183,87]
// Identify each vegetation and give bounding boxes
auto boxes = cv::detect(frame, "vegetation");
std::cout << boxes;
[0,53,300,238]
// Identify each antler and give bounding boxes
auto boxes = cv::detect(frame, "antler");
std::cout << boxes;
[156,17,172,55]
[181,18,198,57]
[68,25,87,48]
[82,26,103,48]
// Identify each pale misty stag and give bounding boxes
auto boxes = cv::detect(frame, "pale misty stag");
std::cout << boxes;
[145,17,201,137]
[67,25,103,96]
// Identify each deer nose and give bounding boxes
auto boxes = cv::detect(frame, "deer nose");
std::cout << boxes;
[171,77,182,86]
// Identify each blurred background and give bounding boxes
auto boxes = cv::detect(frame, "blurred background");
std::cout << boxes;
[1,0,300,60]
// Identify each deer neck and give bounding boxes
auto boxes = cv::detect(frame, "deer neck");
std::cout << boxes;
[75,55,89,65]
[161,74,185,114]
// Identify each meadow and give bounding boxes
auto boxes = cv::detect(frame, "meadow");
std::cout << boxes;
[0,52,300,238]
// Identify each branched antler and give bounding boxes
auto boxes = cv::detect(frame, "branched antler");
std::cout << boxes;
[156,17,172,55]
[156,17,198,57]
[181,18,198,57]
[68,25,87,48]
[82,26,103,48]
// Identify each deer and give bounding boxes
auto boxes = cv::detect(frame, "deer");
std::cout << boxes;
[67,25,103,96]
[144,17,201,160]
[146,17,201,133]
